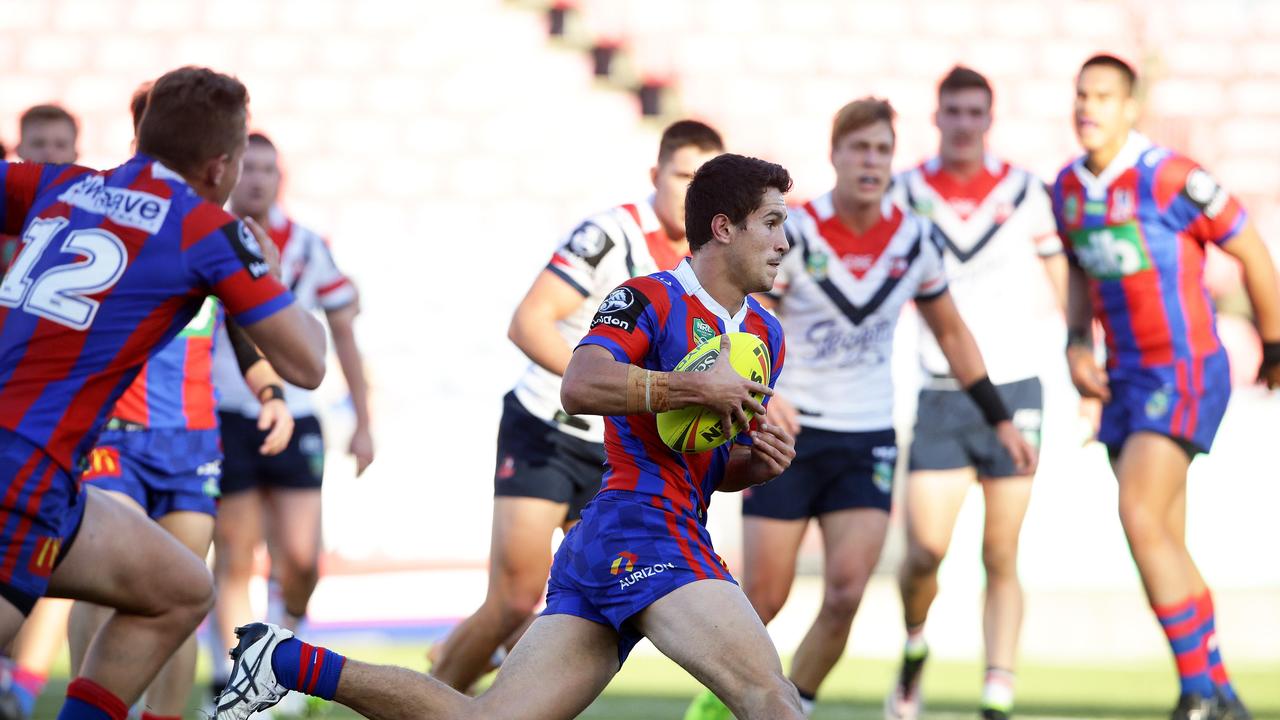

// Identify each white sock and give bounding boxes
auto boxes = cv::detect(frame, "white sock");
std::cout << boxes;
[904,624,928,658]
[798,695,815,717]
[982,668,1015,711]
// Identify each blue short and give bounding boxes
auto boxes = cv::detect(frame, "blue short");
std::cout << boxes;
[81,427,222,520]
[742,427,897,518]
[1100,350,1231,457]
[543,491,734,665]
[0,429,85,614]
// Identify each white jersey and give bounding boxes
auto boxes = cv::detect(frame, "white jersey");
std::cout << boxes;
[893,156,1061,387]
[513,199,685,443]
[773,192,947,432]
[213,205,357,418]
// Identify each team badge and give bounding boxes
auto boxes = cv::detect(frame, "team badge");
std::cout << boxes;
[888,256,910,279]
[912,198,934,218]
[1110,188,1135,224]
[994,201,1014,223]
[692,317,715,345]
[872,461,894,494]
[806,251,829,281]
[496,455,516,480]
[1145,385,1172,420]
[1063,194,1081,225]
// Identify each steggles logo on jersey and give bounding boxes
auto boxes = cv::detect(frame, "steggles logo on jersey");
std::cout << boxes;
[692,318,715,345]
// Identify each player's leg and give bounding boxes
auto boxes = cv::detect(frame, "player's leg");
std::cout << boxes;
[638,579,804,720]
[740,516,808,623]
[211,488,265,675]
[790,508,888,704]
[978,475,1032,717]
[144,510,216,717]
[2,598,73,717]
[262,487,321,627]
[48,487,213,712]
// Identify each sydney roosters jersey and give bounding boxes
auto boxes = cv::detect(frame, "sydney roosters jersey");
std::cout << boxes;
[0,155,293,470]
[1052,133,1246,369]
[577,259,785,519]
[111,297,221,430]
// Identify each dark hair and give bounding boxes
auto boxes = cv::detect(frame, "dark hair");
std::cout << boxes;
[685,154,792,253]
[136,66,249,175]
[938,65,993,105]
[20,104,78,139]
[832,97,896,148]
[129,82,152,131]
[658,119,724,165]
[248,132,276,150]
[1080,53,1137,95]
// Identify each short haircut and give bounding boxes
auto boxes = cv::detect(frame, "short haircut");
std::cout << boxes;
[684,154,792,253]
[130,82,153,131]
[938,65,993,105]
[658,119,724,165]
[247,132,276,151]
[832,97,895,148]
[1080,53,1137,95]
[136,66,249,175]
[20,104,78,139]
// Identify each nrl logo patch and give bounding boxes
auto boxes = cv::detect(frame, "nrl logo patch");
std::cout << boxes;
[693,317,715,345]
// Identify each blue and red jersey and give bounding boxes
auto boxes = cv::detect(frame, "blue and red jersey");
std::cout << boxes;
[111,297,222,430]
[1052,133,1247,369]
[0,155,293,471]
[576,259,785,518]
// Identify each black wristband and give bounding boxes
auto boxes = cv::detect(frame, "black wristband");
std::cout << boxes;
[1066,327,1092,349]
[1262,341,1280,369]
[258,384,285,403]
[965,376,1012,426]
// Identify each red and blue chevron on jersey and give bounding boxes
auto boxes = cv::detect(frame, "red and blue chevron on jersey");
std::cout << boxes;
[0,155,293,471]
[1052,133,1246,369]
[112,298,222,430]
[575,259,786,518]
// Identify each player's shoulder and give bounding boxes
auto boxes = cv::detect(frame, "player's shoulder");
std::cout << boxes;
[564,201,650,261]
[1139,144,1200,183]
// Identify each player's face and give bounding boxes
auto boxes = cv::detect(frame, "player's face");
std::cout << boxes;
[936,88,991,166]
[1074,66,1137,153]
[17,120,77,164]
[211,136,248,206]
[652,145,721,240]
[230,143,282,218]
[831,121,894,206]
[728,188,789,293]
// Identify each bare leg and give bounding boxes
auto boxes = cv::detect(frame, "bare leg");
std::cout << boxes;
[212,489,265,668]
[67,490,148,675]
[979,476,1033,672]
[739,516,808,624]
[1115,433,1195,606]
[145,511,215,715]
[263,487,323,624]
[899,469,973,628]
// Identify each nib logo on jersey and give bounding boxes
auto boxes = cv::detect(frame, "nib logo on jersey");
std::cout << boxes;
[610,550,677,591]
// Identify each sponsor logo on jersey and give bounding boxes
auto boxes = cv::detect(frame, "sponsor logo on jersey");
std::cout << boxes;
[613,551,678,591]
[693,317,716,345]
[610,551,638,575]
[843,253,876,274]
[806,251,829,280]
[496,455,516,480]
[1084,200,1108,217]
[591,285,651,333]
[221,221,271,279]
[1184,169,1228,219]
[58,175,171,234]
[888,256,910,279]
[202,474,221,499]
[912,198,934,217]
[994,201,1014,224]
[28,537,61,577]
[1110,188,1135,224]
[567,222,613,266]
[803,318,892,368]
[1145,385,1172,420]
[598,287,634,314]
[82,446,122,480]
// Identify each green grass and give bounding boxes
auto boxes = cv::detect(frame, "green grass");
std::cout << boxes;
[32,645,1280,719]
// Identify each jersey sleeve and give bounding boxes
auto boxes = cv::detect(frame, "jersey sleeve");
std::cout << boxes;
[1025,178,1064,257]
[185,217,294,325]
[1155,156,1247,246]
[308,236,357,311]
[915,220,949,300]
[575,279,663,364]
[545,217,619,298]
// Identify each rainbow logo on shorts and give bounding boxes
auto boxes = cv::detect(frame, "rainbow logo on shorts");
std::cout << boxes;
[81,447,122,481]
[610,551,638,575]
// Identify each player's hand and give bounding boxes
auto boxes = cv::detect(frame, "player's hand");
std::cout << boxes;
[698,334,772,436]
[765,393,801,437]
[243,216,282,281]
[994,420,1037,476]
[1077,396,1102,445]
[749,412,796,478]
[348,425,375,477]
[1067,345,1111,402]
[1257,356,1280,390]
[257,398,294,456]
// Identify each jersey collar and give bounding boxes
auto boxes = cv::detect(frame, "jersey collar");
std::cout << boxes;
[1071,131,1152,199]
[670,258,749,328]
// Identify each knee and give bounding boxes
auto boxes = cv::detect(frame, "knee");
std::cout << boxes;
[1117,498,1162,547]
[163,554,215,622]
[276,547,320,588]
[819,577,866,623]
[981,541,1019,580]
[904,542,945,576]
[742,578,789,624]
[493,585,543,627]
[737,672,803,717]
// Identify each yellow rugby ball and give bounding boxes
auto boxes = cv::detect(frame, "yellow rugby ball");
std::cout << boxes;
[656,331,772,454]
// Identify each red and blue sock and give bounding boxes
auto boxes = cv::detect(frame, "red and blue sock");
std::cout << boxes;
[1154,596,1214,697]
[55,678,127,720]
[271,638,346,701]
[2,661,46,717]
[1195,590,1236,701]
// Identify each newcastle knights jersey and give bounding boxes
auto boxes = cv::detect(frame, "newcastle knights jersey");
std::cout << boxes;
[1051,132,1247,369]
[111,297,222,430]
[0,155,293,471]
[772,193,947,431]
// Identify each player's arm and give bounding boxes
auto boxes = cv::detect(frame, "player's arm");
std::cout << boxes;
[1218,221,1280,388]
[508,269,589,376]
[226,318,294,456]
[1063,260,1111,401]
[1042,252,1069,311]
[918,290,1036,474]
[325,299,375,475]
[719,420,796,492]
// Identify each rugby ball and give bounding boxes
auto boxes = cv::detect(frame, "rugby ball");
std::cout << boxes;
[656,332,772,454]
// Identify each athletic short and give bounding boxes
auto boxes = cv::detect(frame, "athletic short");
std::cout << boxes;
[742,427,897,518]
[494,392,604,523]
[543,490,734,665]
[219,412,325,495]
[81,425,222,520]
[1099,351,1230,458]
[0,429,86,614]
[910,377,1043,479]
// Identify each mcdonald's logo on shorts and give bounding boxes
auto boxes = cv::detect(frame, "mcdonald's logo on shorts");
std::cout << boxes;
[81,447,122,481]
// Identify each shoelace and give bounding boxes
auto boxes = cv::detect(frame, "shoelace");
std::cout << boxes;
[217,633,278,713]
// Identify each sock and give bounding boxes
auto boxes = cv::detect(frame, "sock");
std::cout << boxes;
[1195,590,1236,700]
[904,623,928,659]
[796,688,815,717]
[10,665,47,717]
[270,638,346,701]
[1154,596,1214,696]
[981,667,1016,711]
[139,714,181,720]
[56,678,128,720]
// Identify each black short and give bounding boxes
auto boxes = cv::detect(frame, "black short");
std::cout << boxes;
[494,392,604,522]
[742,427,897,519]
[909,377,1042,479]
[219,412,325,495]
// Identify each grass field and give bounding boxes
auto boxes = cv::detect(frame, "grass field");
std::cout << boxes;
[30,644,1280,719]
